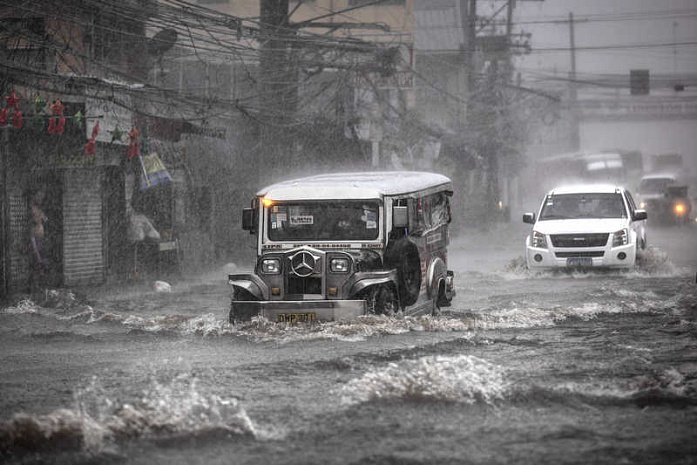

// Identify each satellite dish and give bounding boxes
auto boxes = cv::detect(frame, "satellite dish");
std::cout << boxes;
[149,29,177,56]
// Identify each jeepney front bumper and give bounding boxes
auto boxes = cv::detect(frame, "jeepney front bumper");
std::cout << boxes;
[230,300,366,323]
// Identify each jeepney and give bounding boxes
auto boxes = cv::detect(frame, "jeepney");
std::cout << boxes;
[228,171,456,322]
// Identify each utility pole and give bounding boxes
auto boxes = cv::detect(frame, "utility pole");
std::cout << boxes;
[569,12,577,99]
[506,0,514,37]
[673,20,678,74]
[506,0,516,79]
[466,0,477,93]
[259,0,294,182]
[568,12,579,150]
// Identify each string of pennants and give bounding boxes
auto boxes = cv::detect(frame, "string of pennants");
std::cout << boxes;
[1,90,171,189]
[1,91,101,157]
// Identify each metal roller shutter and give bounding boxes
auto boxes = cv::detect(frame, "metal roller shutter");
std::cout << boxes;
[63,169,105,285]
[8,188,29,291]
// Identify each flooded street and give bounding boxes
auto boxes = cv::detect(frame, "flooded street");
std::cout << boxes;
[1,224,696,465]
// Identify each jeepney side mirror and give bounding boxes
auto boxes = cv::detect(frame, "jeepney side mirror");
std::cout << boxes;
[523,212,536,224]
[242,207,256,233]
[393,206,408,228]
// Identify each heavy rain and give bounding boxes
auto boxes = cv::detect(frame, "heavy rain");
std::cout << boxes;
[1,1,696,464]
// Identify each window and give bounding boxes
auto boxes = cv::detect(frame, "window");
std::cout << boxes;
[639,177,675,195]
[268,202,380,241]
[539,193,627,220]
[412,192,451,235]
[0,18,49,70]
[625,191,637,212]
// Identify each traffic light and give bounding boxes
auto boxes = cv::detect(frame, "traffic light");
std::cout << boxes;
[630,69,650,95]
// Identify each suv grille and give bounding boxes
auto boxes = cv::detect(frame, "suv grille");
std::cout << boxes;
[551,233,608,248]
[555,251,605,258]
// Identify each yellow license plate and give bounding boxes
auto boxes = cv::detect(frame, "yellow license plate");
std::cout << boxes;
[277,313,317,323]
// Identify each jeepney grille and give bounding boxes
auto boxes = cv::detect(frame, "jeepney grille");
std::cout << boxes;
[288,276,322,295]
[551,233,609,248]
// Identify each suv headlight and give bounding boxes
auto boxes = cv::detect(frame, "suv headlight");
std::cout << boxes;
[532,231,547,249]
[261,258,281,274]
[330,257,349,273]
[612,228,628,247]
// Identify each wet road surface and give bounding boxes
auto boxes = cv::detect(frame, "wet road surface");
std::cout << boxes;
[0,223,696,464]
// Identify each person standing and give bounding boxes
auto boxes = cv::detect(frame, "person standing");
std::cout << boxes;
[29,190,48,287]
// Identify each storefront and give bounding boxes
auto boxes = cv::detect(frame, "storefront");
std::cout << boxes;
[0,109,129,294]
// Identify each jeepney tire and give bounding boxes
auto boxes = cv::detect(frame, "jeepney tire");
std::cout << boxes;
[384,239,422,308]
[363,285,399,316]
[436,279,451,309]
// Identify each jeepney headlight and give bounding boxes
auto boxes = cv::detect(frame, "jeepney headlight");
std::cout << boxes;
[261,258,281,274]
[612,228,628,247]
[330,258,349,273]
[532,231,547,249]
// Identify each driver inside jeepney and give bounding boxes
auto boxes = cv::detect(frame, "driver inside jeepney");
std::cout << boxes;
[268,201,379,241]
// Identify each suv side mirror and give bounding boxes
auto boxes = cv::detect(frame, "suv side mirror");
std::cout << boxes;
[633,209,647,221]
[242,208,256,233]
[523,212,536,224]
[393,206,408,228]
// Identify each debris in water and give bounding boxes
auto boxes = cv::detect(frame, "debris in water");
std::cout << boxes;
[153,281,172,293]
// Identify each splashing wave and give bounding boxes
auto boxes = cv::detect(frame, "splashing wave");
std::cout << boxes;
[501,246,680,279]
[0,374,255,455]
[339,355,508,405]
[338,356,695,410]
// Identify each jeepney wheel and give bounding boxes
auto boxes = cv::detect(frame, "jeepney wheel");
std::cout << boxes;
[364,285,399,317]
[384,239,422,307]
[435,279,450,311]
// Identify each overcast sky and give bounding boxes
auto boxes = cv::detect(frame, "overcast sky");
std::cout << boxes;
[511,0,697,78]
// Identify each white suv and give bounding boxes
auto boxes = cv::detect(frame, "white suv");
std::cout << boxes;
[523,185,647,269]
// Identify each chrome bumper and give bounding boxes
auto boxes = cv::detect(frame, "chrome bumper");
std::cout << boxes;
[230,299,366,323]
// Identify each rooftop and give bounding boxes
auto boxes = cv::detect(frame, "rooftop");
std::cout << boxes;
[257,171,453,201]
[547,184,623,195]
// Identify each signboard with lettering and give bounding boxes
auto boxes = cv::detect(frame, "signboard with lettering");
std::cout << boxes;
[86,95,133,145]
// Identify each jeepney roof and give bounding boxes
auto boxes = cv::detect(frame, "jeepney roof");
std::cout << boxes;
[257,171,453,201]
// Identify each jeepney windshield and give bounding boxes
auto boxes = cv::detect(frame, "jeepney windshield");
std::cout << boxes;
[267,201,380,241]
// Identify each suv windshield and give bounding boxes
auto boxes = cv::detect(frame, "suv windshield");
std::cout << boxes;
[267,201,379,241]
[539,193,627,220]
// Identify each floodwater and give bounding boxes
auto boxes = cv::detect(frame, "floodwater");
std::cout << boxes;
[1,224,696,464]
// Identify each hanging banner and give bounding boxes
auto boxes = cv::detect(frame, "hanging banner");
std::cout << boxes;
[139,152,173,190]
